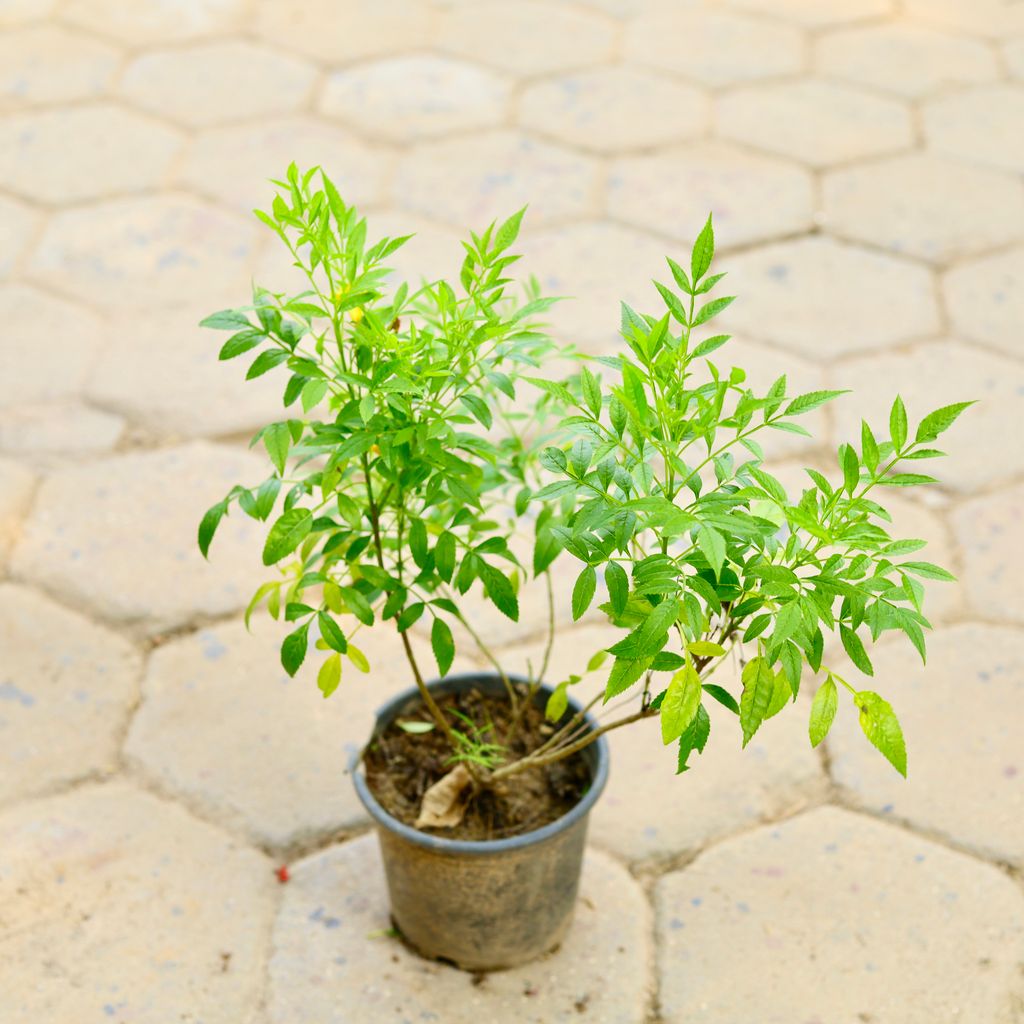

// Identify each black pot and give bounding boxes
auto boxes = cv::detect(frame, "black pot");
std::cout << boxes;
[352,671,610,971]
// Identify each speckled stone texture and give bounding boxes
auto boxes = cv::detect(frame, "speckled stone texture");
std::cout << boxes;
[3,1,1023,1020]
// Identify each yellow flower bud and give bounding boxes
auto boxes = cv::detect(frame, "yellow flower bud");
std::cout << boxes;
[350,307,364,324]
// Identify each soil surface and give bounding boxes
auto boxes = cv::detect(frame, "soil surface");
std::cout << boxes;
[363,685,593,841]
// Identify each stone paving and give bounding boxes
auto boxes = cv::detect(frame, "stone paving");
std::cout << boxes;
[1,1,1022,1022]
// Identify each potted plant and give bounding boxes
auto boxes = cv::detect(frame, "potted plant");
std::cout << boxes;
[199,164,969,971]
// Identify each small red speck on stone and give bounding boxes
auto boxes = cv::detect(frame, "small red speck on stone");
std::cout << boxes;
[275,865,290,883]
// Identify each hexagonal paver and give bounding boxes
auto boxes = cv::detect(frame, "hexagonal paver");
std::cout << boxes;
[179,116,387,216]
[830,339,1024,493]
[11,442,267,634]
[438,1,615,76]
[625,9,804,86]
[321,55,509,143]
[269,834,651,1023]
[0,26,119,105]
[0,583,141,805]
[61,0,248,44]
[87,309,283,440]
[951,486,1024,626]
[720,237,940,360]
[726,0,892,26]
[518,67,708,154]
[822,154,1024,263]
[944,246,1024,359]
[0,0,55,24]
[608,143,813,250]
[0,782,274,1023]
[0,195,36,280]
[120,41,315,128]
[1006,36,1024,79]
[393,131,598,229]
[0,104,180,204]
[656,806,1024,1022]
[125,618,471,851]
[829,626,1024,864]
[903,0,1024,37]
[924,85,1024,174]
[0,284,103,405]
[0,457,34,568]
[815,22,997,97]
[0,402,124,461]
[717,80,913,168]
[253,0,433,62]
[517,221,670,353]
[28,194,256,308]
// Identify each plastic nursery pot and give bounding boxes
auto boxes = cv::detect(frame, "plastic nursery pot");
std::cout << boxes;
[352,672,610,971]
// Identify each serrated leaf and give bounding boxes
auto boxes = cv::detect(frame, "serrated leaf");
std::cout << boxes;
[605,561,628,617]
[479,563,519,622]
[317,653,341,697]
[201,309,252,331]
[702,682,739,714]
[435,531,456,582]
[409,517,428,568]
[493,207,526,253]
[676,704,711,774]
[899,560,956,581]
[281,621,309,677]
[740,656,774,746]
[580,365,602,418]
[890,395,908,451]
[877,473,938,487]
[915,401,974,443]
[569,437,593,477]
[571,565,597,621]
[691,214,714,282]
[604,655,653,701]
[317,611,347,653]
[697,524,726,579]
[661,665,702,745]
[263,422,291,475]
[856,691,907,776]
[545,681,569,723]
[840,624,874,676]
[431,617,455,676]
[784,390,848,416]
[809,676,838,747]
[198,499,227,559]
[262,508,312,565]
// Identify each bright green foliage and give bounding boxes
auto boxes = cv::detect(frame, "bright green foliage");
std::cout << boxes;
[199,163,561,689]
[533,214,970,777]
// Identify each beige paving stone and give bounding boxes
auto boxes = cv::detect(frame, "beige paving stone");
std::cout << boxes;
[625,9,804,86]
[822,153,1024,263]
[726,0,893,26]
[944,246,1024,360]
[924,85,1024,175]
[268,834,651,1023]
[0,25,120,105]
[253,0,434,63]
[829,626,1023,864]
[120,41,316,128]
[0,583,140,805]
[815,22,997,97]
[951,485,1024,626]
[0,0,55,25]
[393,131,598,229]
[87,309,283,440]
[321,55,508,143]
[903,0,1024,37]
[0,284,103,405]
[11,442,267,634]
[438,1,615,76]
[720,237,940,360]
[830,339,1024,493]
[180,116,387,217]
[0,781,274,1023]
[0,402,124,461]
[518,67,708,154]
[28,194,257,308]
[0,104,180,204]
[1005,36,1024,79]
[61,0,248,44]
[498,622,826,865]
[0,194,36,280]
[0,456,34,569]
[608,143,813,250]
[717,80,913,169]
[656,806,1024,1022]
[517,220,670,354]
[126,619,471,850]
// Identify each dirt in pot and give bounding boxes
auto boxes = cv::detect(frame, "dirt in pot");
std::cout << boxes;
[362,685,592,841]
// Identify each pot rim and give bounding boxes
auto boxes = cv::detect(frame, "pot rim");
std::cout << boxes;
[352,671,609,856]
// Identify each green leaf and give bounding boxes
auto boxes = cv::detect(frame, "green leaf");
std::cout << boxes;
[899,560,956,582]
[842,444,860,496]
[247,348,289,379]
[877,473,938,487]
[281,621,309,677]
[692,295,734,326]
[861,419,879,473]
[317,611,347,653]
[605,561,628,617]
[262,508,312,565]
[198,499,228,559]
[435,531,456,582]
[691,214,714,282]
[809,676,838,747]
[201,309,251,331]
[431,617,455,676]
[604,655,653,701]
[460,394,492,429]
[703,682,738,714]
[856,691,907,776]
[219,329,263,360]
[479,563,519,622]
[676,704,711,774]
[889,395,907,451]
[347,643,370,673]
[317,653,342,698]
[840,625,874,676]
[740,656,774,746]
[697,524,726,578]
[493,207,526,253]
[546,681,570,723]
[784,390,848,416]
[569,437,593,477]
[687,640,726,657]
[263,422,291,475]
[580,365,602,418]
[397,719,435,734]
[661,665,702,745]
[916,401,973,443]
[409,517,428,568]
[572,566,597,621]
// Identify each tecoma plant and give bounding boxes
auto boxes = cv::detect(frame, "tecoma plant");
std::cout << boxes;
[200,164,969,811]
